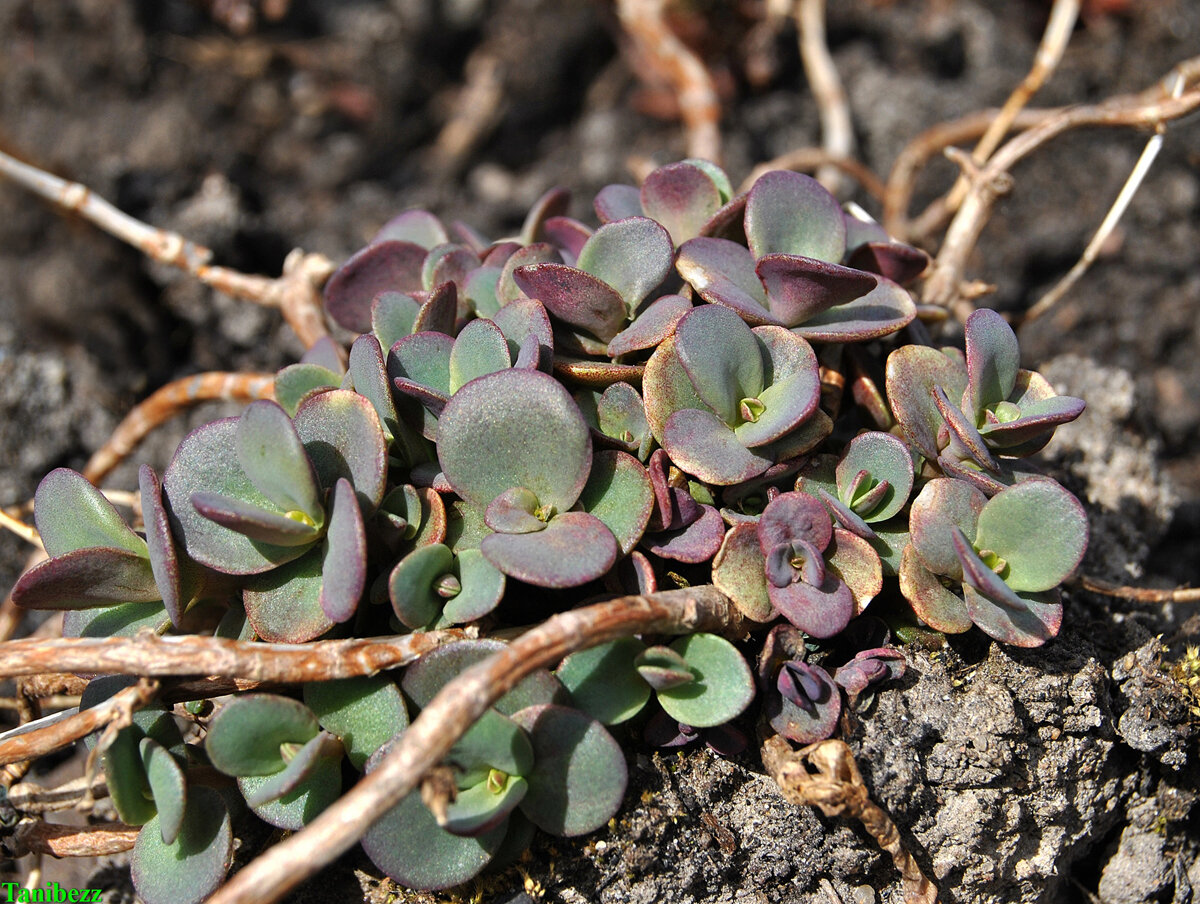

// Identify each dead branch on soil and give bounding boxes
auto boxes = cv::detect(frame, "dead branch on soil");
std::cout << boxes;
[81,371,276,485]
[795,0,854,195]
[920,56,1200,318]
[6,774,110,816]
[617,0,723,163]
[0,149,336,351]
[1,821,138,859]
[206,585,744,904]
[1075,575,1200,605]
[762,735,938,904]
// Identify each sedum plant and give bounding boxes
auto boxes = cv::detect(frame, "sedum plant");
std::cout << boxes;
[10,158,1088,900]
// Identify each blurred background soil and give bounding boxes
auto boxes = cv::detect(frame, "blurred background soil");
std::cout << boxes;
[0,1,1198,902]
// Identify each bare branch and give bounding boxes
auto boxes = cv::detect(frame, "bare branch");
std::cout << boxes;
[795,0,854,194]
[207,585,744,904]
[2,820,138,859]
[7,775,110,816]
[81,371,276,485]
[0,509,40,550]
[740,150,887,202]
[1075,575,1200,604]
[617,0,722,163]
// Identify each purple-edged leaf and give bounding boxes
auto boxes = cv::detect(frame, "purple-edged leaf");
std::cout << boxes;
[635,645,694,691]
[138,738,185,844]
[662,408,773,486]
[869,517,909,577]
[978,393,1086,449]
[319,479,366,623]
[685,158,733,199]
[34,468,145,558]
[593,183,643,224]
[325,240,427,333]
[974,479,1087,592]
[243,546,336,643]
[414,281,459,335]
[482,511,618,588]
[952,527,1030,609]
[963,308,1020,419]
[898,544,972,633]
[757,254,877,327]
[492,297,554,365]
[519,186,571,245]
[963,584,1063,647]
[240,730,343,808]
[934,384,1000,472]
[745,170,845,262]
[676,237,775,324]
[645,448,701,531]
[372,209,449,248]
[556,637,651,725]
[190,492,319,547]
[908,478,986,580]
[641,334,715,443]
[885,345,969,460]
[63,602,166,639]
[205,693,319,777]
[497,242,562,306]
[790,278,916,342]
[834,648,906,701]
[827,527,883,613]
[371,291,420,349]
[274,364,339,417]
[402,638,567,714]
[424,245,478,293]
[12,547,159,610]
[594,382,652,459]
[438,368,592,513]
[348,333,399,444]
[641,162,724,246]
[449,318,511,393]
[675,304,765,425]
[577,450,654,555]
[388,330,454,402]
[389,543,455,629]
[512,263,628,342]
[510,704,627,836]
[542,216,592,261]
[837,431,914,523]
[769,572,855,639]
[846,241,929,286]
[238,751,341,830]
[699,190,748,240]
[304,676,409,772]
[766,538,825,588]
[440,548,505,627]
[441,774,529,838]
[734,334,821,448]
[938,455,1021,496]
[712,523,773,621]
[299,336,346,373]
[819,488,877,540]
[658,633,755,727]
[465,266,503,319]
[552,355,643,387]
[642,503,725,564]
[605,548,658,596]
[485,487,546,535]
[130,786,231,904]
[139,466,184,628]
[758,491,832,554]
[608,294,692,358]
[842,205,889,252]
[768,661,840,744]
[294,389,388,511]
[236,400,322,521]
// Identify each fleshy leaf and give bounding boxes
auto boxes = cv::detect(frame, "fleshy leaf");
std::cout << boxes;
[767,661,841,744]
[675,304,764,425]
[556,637,651,725]
[845,241,930,286]
[885,345,968,460]
[577,450,654,555]
[826,527,884,613]
[294,389,388,511]
[319,479,367,623]
[641,503,725,564]
[130,786,232,904]
[274,363,340,417]
[963,308,1020,419]
[512,263,628,342]
[481,512,618,588]
[908,478,987,581]
[973,480,1087,592]
[139,737,186,844]
[237,750,342,830]
[304,676,409,771]
[662,408,773,486]
[510,704,627,836]
[13,545,159,610]
[448,709,535,779]
[372,209,449,248]
[243,545,336,643]
[712,523,773,621]
[744,170,845,262]
[441,774,529,837]
[485,487,546,534]
[348,333,400,444]
[635,645,695,691]
[401,639,567,715]
[205,694,319,777]
[934,384,999,471]
[593,183,642,223]
[520,187,571,245]
[440,548,506,627]
[236,400,322,521]
[789,278,916,342]
[756,254,876,326]
[640,161,724,247]
[963,583,1063,647]
[757,491,833,554]
[607,293,692,358]
[239,730,344,807]
[657,634,755,728]
[575,217,672,311]
[34,468,146,558]
[898,544,972,633]
[139,466,184,628]
[325,240,427,333]
[449,318,511,393]
[189,492,320,547]
[676,237,774,324]
[642,334,713,444]
[543,216,592,261]
[389,543,455,629]
[836,431,914,523]
[371,291,420,349]
[768,572,855,639]
[733,329,821,449]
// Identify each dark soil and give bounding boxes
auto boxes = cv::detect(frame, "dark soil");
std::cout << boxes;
[1,1,1198,902]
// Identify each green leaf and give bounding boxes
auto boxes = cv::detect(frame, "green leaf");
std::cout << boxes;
[389,543,455,630]
[441,774,529,837]
[237,749,342,830]
[576,450,654,556]
[401,639,568,715]
[439,548,506,627]
[130,786,232,904]
[449,318,511,393]
[293,389,388,511]
[274,363,340,417]
[974,479,1088,592]
[236,400,323,521]
[481,511,618,589]
[205,694,319,777]
[243,545,336,643]
[656,633,755,728]
[575,217,673,311]
[674,304,764,425]
[239,730,344,808]
[964,308,1020,419]
[744,171,845,262]
[304,676,409,771]
[138,738,187,844]
[908,478,987,581]
[556,638,651,725]
[34,468,146,558]
[712,523,773,622]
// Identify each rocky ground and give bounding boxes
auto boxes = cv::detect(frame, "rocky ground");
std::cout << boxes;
[1,1,1198,902]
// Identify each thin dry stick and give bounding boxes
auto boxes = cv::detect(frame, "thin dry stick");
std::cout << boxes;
[1075,575,1200,604]
[0,149,336,350]
[6,774,110,815]
[911,0,1080,239]
[617,0,723,163]
[921,60,1200,313]
[0,508,40,549]
[1023,69,1186,323]
[795,0,854,194]
[207,585,744,904]
[740,149,887,202]
[0,680,159,767]
[0,629,468,682]
[2,821,139,859]
[762,736,937,904]
[0,550,48,645]
[81,371,276,485]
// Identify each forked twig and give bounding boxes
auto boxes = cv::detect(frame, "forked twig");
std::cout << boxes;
[1075,575,1200,604]
[81,371,276,485]
[762,736,938,904]
[617,0,723,163]
[795,0,854,194]
[207,585,744,904]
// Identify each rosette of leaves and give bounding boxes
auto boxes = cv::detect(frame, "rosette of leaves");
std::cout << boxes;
[638,448,726,563]
[163,393,386,641]
[833,648,907,708]
[388,542,506,629]
[12,467,193,636]
[712,491,881,635]
[359,641,625,890]
[555,633,755,729]
[593,158,734,247]
[886,308,1085,493]
[642,303,828,486]
[755,626,841,744]
[79,678,232,904]
[795,430,915,573]
[675,171,918,341]
[436,367,654,587]
[900,477,1088,646]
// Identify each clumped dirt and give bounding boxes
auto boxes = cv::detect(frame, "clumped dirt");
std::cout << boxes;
[1,1,1198,902]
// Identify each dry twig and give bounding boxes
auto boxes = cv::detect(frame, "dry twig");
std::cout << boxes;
[617,0,723,163]
[2,821,139,859]
[762,736,938,904]
[6,775,110,816]
[795,0,854,195]
[207,585,743,904]
[1075,575,1200,605]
